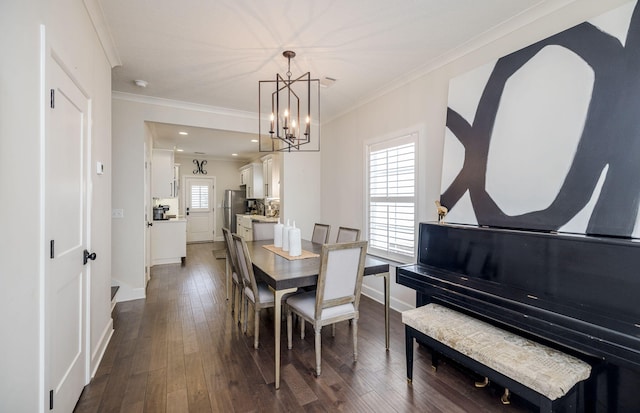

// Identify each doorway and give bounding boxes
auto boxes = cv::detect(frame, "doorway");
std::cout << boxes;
[184,176,216,242]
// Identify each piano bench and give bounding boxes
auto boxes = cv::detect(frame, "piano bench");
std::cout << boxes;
[402,304,592,413]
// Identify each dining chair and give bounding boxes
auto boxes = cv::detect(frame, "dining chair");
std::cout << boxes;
[222,227,243,324]
[232,233,275,349]
[336,226,360,242]
[311,223,331,244]
[286,240,368,376]
[253,221,276,241]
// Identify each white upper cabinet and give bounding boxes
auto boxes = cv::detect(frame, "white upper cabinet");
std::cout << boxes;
[152,149,175,198]
[261,154,280,198]
[240,163,264,199]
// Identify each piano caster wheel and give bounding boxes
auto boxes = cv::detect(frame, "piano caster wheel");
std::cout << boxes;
[501,388,511,405]
[474,376,489,388]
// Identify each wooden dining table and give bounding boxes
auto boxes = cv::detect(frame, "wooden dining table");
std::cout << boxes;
[245,239,391,389]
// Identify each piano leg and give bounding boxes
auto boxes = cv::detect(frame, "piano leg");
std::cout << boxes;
[474,376,489,388]
[500,388,510,405]
[405,325,414,383]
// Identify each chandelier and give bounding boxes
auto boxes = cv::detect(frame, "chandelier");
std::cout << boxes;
[259,51,320,152]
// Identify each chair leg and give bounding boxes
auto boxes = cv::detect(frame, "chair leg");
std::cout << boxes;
[352,318,358,362]
[254,308,260,349]
[231,283,236,315]
[315,325,322,376]
[332,323,336,337]
[286,307,293,350]
[242,298,248,333]
[301,319,305,340]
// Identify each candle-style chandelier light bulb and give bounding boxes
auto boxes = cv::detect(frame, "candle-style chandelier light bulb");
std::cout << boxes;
[259,51,321,152]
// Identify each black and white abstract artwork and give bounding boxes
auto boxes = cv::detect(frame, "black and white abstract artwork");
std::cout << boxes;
[441,0,640,238]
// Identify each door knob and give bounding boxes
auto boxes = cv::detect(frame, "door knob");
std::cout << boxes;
[83,249,97,265]
[147,221,153,227]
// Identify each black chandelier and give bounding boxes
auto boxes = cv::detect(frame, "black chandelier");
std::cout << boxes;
[259,51,320,152]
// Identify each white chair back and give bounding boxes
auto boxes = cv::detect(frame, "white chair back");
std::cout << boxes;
[311,223,331,244]
[232,233,260,301]
[222,227,239,275]
[315,241,368,319]
[336,226,360,242]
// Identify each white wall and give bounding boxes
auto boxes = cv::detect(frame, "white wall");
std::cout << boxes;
[0,0,113,410]
[112,95,321,300]
[320,0,631,312]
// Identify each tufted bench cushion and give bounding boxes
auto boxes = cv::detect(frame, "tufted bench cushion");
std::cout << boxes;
[403,303,591,404]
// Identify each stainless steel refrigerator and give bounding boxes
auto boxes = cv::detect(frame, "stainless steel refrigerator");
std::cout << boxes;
[222,189,246,233]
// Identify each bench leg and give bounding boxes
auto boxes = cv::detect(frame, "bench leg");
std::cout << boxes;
[405,325,414,383]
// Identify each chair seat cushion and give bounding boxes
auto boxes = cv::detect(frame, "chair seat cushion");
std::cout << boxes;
[244,282,274,305]
[287,291,355,321]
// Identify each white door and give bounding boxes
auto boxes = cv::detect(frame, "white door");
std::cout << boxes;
[185,176,215,242]
[45,53,90,411]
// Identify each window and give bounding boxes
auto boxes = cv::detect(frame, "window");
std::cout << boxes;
[367,133,416,261]
[190,184,210,211]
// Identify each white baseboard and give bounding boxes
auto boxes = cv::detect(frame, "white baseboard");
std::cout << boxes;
[90,319,113,378]
[361,284,414,313]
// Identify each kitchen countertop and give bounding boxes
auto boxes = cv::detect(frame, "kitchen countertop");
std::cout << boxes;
[236,213,279,223]
[153,217,187,222]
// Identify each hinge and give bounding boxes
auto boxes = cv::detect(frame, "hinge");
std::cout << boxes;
[50,240,55,259]
[49,389,53,409]
[50,89,55,109]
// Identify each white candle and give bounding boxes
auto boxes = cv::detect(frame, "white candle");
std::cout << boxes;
[273,218,283,248]
[289,225,302,257]
[282,219,292,251]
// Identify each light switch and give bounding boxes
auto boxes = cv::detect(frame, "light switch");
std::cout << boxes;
[112,209,124,218]
[96,162,104,175]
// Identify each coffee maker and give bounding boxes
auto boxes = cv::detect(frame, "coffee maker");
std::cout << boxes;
[153,205,170,220]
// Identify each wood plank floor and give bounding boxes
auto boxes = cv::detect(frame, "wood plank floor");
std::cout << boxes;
[74,242,536,413]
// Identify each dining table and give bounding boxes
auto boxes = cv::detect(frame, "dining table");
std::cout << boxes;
[245,238,391,389]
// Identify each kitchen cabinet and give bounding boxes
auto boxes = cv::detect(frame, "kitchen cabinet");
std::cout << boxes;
[261,154,280,198]
[152,149,176,198]
[239,163,263,199]
[151,218,186,265]
[237,214,253,241]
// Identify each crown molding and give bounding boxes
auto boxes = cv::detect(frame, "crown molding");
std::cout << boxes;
[112,91,258,121]
[83,0,122,68]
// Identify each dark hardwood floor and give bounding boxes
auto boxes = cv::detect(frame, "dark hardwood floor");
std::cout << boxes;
[74,242,535,412]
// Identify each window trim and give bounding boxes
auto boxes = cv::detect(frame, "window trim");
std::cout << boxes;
[364,131,418,263]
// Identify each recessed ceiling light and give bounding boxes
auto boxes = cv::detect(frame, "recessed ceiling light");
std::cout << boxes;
[195,152,206,155]
[232,153,238,157]
[251,139,258,143]
[179,131,188,136]
[176,148,184,152]
[134,79,148,88]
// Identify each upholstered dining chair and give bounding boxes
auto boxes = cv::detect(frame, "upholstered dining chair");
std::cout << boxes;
[286,240,368,376]
[311,223,331,244]
[232,233,275,349]
[336,226,360,242]
[222,227,243,324]
[252,221,276,241]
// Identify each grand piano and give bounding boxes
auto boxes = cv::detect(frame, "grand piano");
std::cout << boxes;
[396,222,640,411]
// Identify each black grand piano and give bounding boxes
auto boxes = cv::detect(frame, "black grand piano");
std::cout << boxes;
[396,222,640,411]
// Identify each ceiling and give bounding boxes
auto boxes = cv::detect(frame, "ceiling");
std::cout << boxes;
[100,0,547,160]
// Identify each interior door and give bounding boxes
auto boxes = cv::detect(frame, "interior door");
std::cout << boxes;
[45,52,90,411]
[185,176,215,242]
